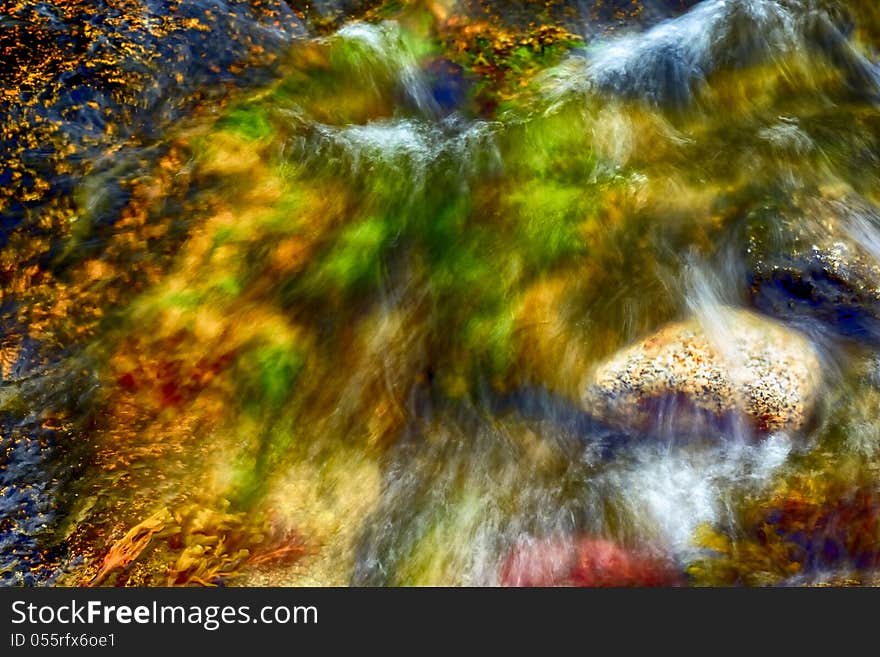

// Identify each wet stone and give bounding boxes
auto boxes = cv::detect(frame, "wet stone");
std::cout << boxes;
[747,196,880,344]
[500,536,682,587]
[581,307,822,435]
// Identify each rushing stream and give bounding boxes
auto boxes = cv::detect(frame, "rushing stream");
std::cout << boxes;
[3,0,880,586]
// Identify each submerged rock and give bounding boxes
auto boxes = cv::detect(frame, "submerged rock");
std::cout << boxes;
[542,0,878,110]
[581,307,822,434]
[747,196,880,344]
[500,536,681,587]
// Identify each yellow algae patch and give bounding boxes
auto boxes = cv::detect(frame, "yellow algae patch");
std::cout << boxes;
[239,447,382,586]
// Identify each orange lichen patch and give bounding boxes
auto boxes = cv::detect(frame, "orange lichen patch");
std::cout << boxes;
[0,210,65,300]
[0,0,287,91]
[438,18,582,112]
[0,335,23,381]
[0,0,295,231]
[286,0,389,33]
[0,139,195,369]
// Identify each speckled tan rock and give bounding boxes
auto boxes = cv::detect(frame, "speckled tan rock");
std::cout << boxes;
[582,307,822,434]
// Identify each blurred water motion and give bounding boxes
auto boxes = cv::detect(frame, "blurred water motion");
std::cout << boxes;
[2,0,880,587]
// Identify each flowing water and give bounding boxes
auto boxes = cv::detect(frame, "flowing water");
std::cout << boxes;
[3,0,880,587]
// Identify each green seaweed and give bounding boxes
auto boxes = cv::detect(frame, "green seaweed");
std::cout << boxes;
[217,105,274,142]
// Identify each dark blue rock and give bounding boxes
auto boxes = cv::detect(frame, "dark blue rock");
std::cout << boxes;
[746,197,880,345]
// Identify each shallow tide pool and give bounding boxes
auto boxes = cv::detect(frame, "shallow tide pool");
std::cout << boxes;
[2,0,880,587]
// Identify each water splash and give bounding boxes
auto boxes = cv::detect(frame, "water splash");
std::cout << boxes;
[540,0,879,110]
[308,116,500,194]
[335,21,441,118]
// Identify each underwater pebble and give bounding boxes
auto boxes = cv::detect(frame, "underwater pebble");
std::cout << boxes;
[581,307,822,434]
[500,536,681,587]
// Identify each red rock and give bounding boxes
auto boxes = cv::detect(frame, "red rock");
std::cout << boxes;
[500,536,682,587]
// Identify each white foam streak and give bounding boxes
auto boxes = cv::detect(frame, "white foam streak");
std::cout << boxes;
[336,21,439,117]
[608,433,792,561]
[541,0,801,108]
